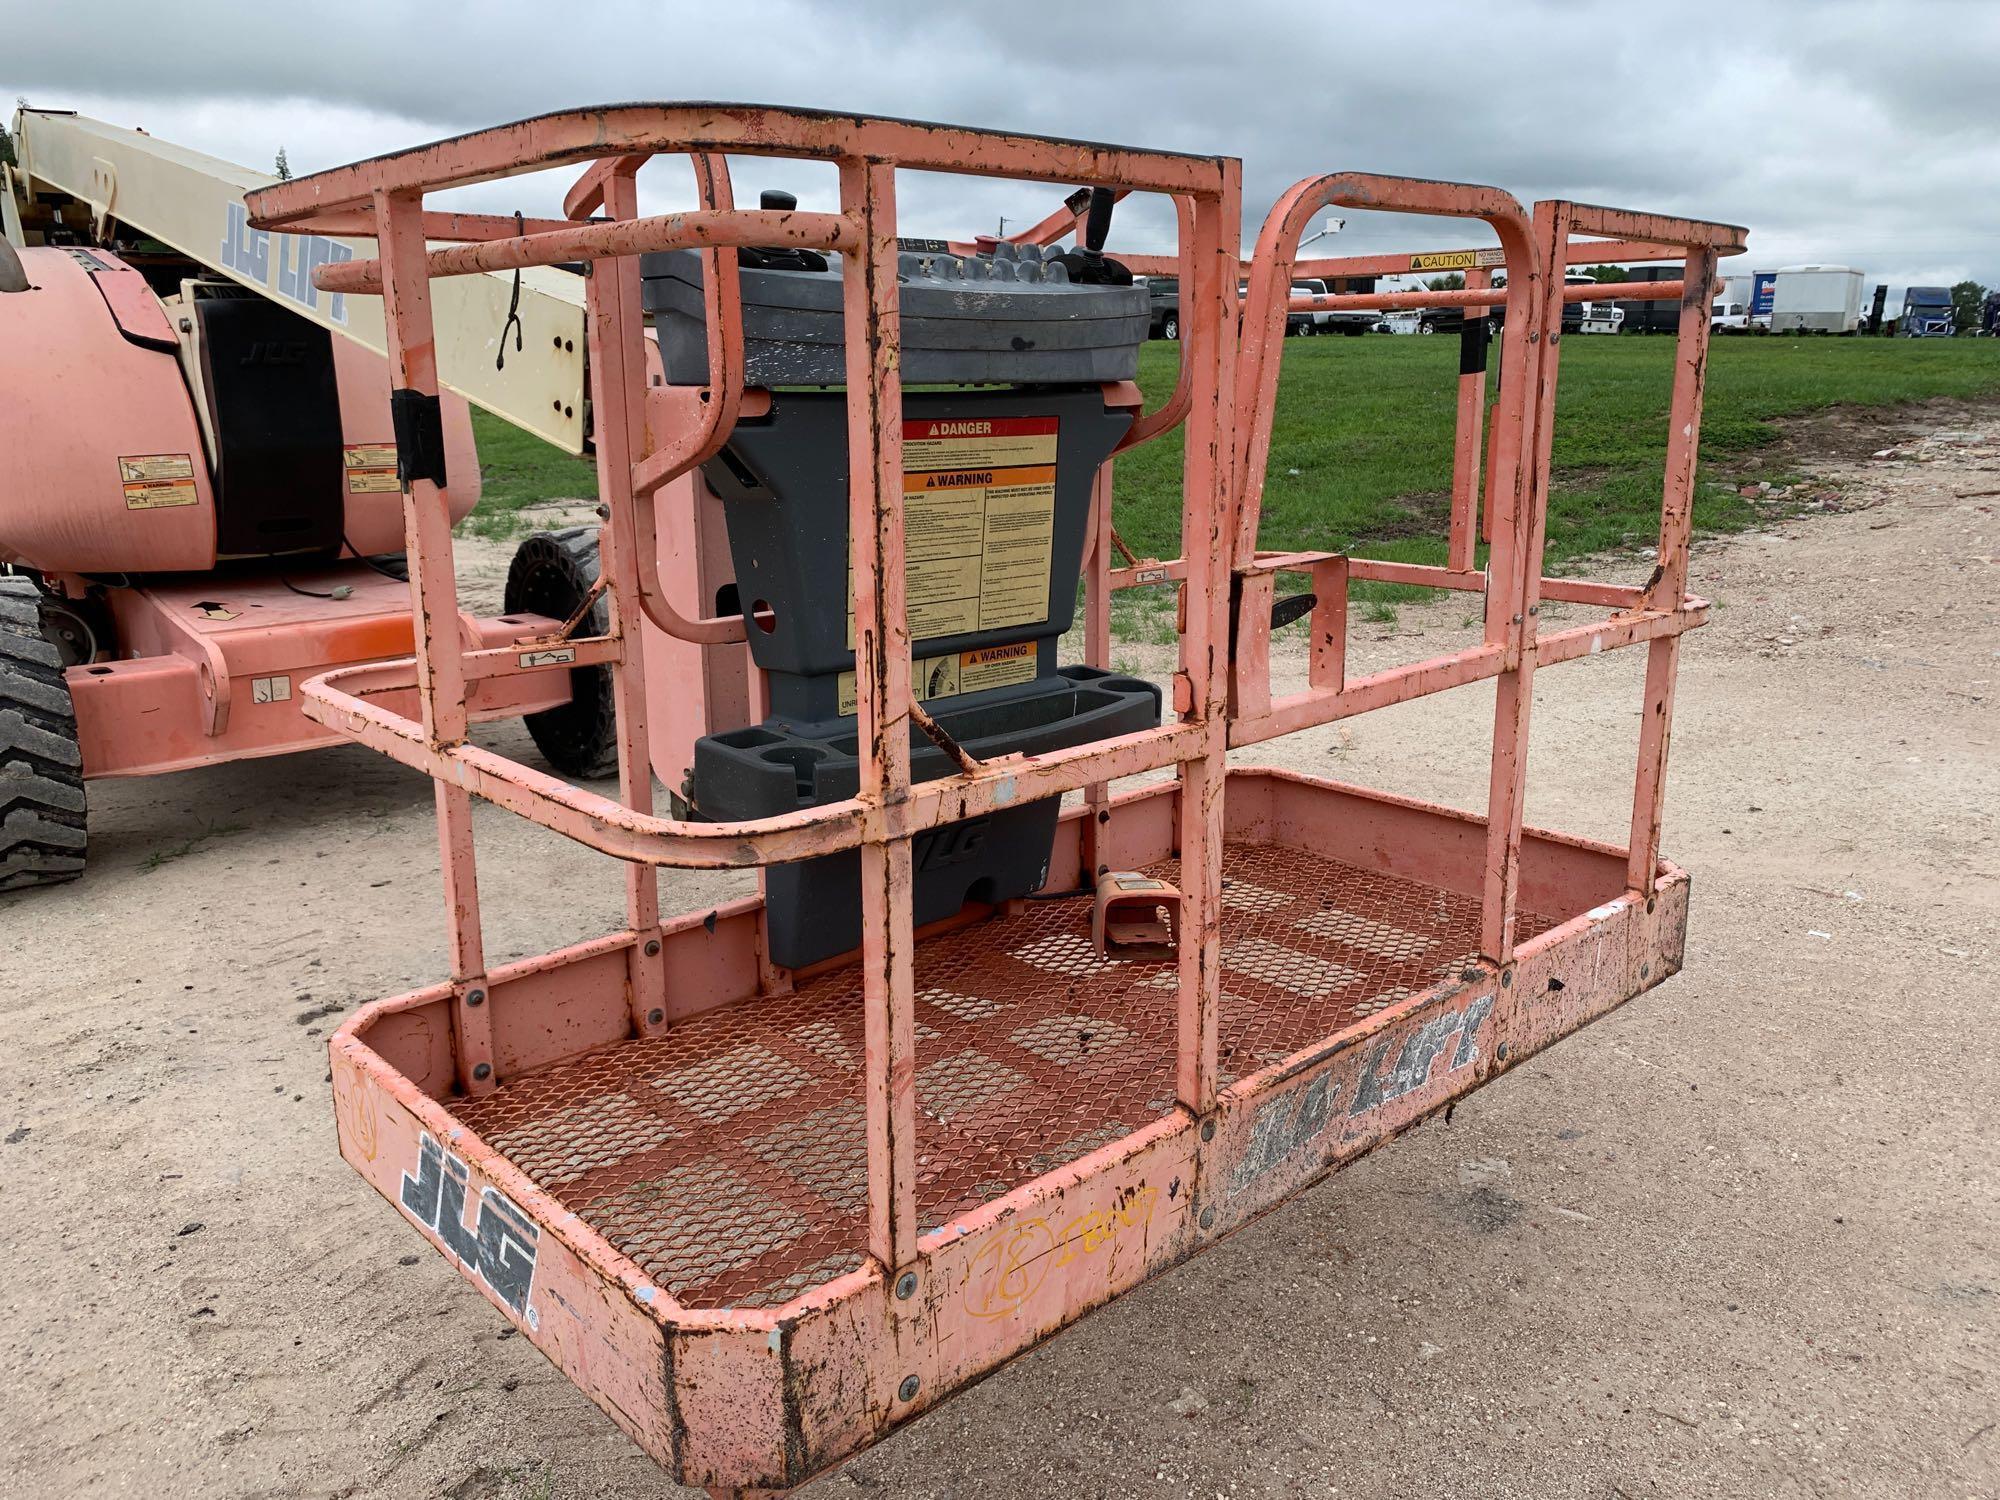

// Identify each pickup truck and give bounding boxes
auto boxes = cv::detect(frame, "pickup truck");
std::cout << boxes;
[1288,278,1374,336]
[1145,276,1373,338]
[1711,295,1752,333]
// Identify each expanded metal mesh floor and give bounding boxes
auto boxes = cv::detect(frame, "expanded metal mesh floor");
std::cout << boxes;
[453,841,1559,1310]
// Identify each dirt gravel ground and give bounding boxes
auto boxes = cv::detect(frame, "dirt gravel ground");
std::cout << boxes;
[3,403,1996,1500]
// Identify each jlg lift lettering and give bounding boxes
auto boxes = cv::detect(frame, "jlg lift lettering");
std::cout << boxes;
[1232,993,1497,1190]
[219,202,353,325]
[400,1132,541,1324]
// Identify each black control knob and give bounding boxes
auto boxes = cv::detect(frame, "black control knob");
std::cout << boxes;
[1051,187,1133,286]
[743,189,826,272]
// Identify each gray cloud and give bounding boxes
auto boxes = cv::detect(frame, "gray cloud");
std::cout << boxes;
[8,0,1997,295]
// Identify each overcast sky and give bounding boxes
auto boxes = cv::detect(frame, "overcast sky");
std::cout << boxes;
[9,0,1998,304]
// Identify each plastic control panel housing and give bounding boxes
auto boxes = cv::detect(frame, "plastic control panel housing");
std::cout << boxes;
[670,229,1158,969]
[695,666,1161,968]
[640,241,1150,387]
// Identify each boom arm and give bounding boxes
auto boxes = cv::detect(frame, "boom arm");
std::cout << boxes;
[8,109,588,451]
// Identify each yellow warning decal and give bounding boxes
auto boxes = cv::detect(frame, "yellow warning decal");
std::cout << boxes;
[118,453,199,510]
[957,640,1036,694]
[836,641,1038,716]
[118,453,195,483]
[1408,248,1507,273]
[847,418,1059,646]
[344,443,400,495]
[123,482,198,509]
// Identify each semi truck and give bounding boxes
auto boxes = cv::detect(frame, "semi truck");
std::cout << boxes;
[1769,265,1864,334]
[1899,285,1955,338]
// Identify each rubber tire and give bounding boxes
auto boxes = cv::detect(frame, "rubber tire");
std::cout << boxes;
[1161,313,1179,341]
[504,528,619,779]
[0,577,88,891]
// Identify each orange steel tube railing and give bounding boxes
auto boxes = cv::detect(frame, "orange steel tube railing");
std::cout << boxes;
[249,106,1242,1271]
[245,103,1742,1297]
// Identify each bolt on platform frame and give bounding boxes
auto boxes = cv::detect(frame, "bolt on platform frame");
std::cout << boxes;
[244,106,1743,1495]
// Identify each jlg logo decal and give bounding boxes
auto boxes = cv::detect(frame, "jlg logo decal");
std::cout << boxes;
[399,1132,541,1326]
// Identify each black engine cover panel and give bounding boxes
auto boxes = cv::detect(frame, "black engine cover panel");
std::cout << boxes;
[194,297,345,559]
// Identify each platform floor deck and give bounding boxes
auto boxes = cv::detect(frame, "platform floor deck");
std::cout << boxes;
[453,841,1559,1310]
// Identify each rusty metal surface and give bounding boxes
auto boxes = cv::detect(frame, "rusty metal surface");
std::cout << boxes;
[449,838,1556,1311]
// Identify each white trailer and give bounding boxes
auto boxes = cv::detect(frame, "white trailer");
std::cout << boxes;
[1770,265,1864,334]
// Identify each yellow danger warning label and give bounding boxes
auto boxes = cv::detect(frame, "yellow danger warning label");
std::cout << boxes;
[344,443,400,495]
[902,418,1058,473]
[836,640,1038,716]
[848,417,1059,646]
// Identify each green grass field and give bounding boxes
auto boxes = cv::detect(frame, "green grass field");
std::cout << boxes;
[459,414,599,540]
[464,336,2000,626]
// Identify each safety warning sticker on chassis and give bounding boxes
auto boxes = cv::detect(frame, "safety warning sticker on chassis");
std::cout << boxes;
[344,443,400,495]
[847,417,1058,646]
[117,452,198,510]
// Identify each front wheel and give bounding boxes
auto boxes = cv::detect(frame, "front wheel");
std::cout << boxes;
[0,577,87,891]
[1161,313,1180,341]
[504,529,619,779]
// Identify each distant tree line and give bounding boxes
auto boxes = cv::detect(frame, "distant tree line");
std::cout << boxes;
[1949,280,1987,335]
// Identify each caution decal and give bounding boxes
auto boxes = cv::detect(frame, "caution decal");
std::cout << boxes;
[118,453,199,510]
[1408,248,1506,273]
[344,442,400,495]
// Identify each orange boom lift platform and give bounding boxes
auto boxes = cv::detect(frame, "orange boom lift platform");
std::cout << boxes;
[242,104,1743,1494]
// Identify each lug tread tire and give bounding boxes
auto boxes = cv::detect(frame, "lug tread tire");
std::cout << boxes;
[0,578,88,891]
[503,528,619,780]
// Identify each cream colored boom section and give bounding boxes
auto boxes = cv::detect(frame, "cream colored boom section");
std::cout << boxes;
[10,110,587,452]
